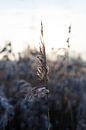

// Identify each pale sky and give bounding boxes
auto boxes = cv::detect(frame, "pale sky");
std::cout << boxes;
[0,0,86,59]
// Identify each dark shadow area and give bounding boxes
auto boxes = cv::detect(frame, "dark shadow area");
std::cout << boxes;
[0,43,86,130]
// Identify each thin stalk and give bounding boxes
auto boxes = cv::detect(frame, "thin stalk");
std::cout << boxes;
[37,21,50,130]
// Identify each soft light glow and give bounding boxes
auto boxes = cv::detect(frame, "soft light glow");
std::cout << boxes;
[0,8,86,59]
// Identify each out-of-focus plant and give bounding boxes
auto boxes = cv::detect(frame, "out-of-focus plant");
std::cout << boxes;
[0,96,14,130]
[0,22,85,130]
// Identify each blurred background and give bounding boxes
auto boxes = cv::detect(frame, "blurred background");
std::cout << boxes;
[0,0,86,60]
